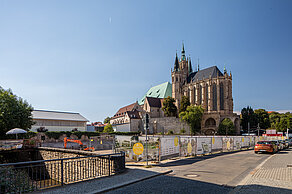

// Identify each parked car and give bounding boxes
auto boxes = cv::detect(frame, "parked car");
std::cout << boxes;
[272,140,283,150]
[287,139,292,147]
[278,140,287,150]
[282,140,289,149]
[255,141,278,154]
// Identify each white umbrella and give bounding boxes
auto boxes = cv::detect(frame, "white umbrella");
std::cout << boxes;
[6,128,27,139]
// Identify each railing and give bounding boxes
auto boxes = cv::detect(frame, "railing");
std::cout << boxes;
[0,152,125,193]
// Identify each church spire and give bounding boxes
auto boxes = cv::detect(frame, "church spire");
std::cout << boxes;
[188,56,193,73]
[197,58,200,71]
[181,42,186,61]
[174,52,179,71]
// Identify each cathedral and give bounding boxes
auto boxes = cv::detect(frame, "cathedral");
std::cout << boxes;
[171,44,240,135]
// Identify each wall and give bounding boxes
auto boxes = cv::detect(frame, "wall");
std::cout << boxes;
[150,117,190,134]
[113,123,131,132]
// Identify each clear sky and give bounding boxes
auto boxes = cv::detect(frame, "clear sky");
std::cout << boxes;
[0,0,291,122]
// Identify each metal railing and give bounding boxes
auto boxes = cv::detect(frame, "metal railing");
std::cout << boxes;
[0,152,125,193]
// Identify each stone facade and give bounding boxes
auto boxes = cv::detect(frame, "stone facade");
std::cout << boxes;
[150,117,190,134]
[171,44,240,135]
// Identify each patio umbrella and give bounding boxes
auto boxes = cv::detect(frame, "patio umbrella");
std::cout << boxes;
[6,128,27,139]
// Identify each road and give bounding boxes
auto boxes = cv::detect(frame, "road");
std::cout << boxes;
[106,150,270,194]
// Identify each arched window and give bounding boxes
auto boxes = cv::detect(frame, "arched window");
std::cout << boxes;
[205,84,208,111]
[193,86,196,103]
[199,85,202,105]
[212,84,217,111]
[220,83,224,110]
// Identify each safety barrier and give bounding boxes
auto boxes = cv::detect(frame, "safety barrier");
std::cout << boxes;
[0,152,125,193]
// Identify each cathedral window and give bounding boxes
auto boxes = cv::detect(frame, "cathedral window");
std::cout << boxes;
[212,84,217,111]
[220,83,224,110]
[193,87,196,103]
[199,85,202,105]
[206,84,208,111]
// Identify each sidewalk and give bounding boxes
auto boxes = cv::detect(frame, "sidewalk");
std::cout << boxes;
[234,148,292,193]
[33,166,172,194]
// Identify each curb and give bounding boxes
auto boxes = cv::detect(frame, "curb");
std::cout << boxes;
[88,169,173,194]
[229,154,274,194]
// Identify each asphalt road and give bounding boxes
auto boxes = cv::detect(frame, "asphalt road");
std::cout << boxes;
[106,150,270,194]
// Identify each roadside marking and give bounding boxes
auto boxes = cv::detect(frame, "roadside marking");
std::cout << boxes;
[230,154,274,194]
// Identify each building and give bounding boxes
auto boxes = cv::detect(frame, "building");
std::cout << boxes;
[142,97,165,118]
[31,110,88,132]
[138,82,172,105]
[87,122,107,132]
[110,102,143,132]
[171,44,240,134]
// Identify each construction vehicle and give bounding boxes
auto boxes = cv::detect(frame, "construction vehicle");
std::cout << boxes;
[64,137,95,151]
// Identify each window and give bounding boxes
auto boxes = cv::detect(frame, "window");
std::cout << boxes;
[220,83,224,110]
[212,84,217,111]
[206,84,208,111]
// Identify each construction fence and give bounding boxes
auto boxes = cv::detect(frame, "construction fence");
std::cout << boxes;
[115,135,286,162]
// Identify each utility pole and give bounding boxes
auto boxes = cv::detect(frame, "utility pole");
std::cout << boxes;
[257,123,260,137]
[248,122,250,135]
[145,113,149,166]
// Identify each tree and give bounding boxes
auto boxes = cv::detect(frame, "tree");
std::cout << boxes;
[103,124,114,133]
[268,112,292,132]
[103,117,111,124]
[179,96,190,113]
[162,96,177,117]
[240,106,258,130]
[217,118,235,135]
[179,105,204,135]
[0,87,34,137]
[254,109,270,129]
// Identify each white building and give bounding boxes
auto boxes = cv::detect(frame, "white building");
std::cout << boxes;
[31,110,89,132]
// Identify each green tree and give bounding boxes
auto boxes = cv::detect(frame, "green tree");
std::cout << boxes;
[103,124,114,133]
[179,96,190,113]
[0,87,34,137]
[217,118,235,135]
[254,109,270,129]
[103,117,111,124]
[162,96,177,117]
[268,112,292,132]
[179,105,204,135]
[240,106,258,130]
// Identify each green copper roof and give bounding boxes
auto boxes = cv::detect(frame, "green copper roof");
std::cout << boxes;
[138,82,172,105]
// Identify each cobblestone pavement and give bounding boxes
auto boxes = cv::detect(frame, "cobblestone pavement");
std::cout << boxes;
[235,148,292,193]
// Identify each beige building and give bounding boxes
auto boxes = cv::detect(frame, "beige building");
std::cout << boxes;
[110,102,143,132]
[171,44,240,135]
[31,110,88,132]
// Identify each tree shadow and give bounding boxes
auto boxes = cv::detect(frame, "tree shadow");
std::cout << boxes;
[159,149,254,167]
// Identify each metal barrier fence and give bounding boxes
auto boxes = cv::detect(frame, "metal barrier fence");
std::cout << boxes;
[0,152,125,193]
[115,135,286,162]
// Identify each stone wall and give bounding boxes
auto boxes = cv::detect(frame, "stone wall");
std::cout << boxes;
[150,117,190,134]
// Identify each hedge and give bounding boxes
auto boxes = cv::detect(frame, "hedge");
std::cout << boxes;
[1,131,140,140]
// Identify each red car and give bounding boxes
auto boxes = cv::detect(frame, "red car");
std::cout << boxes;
[254,141,278,154]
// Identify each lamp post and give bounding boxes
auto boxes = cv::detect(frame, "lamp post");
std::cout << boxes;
[257,123,260,137]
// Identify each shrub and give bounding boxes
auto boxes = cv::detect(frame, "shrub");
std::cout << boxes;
[166,130,174,135]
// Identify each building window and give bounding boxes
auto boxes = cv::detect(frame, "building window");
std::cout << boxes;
[206,84,208,111]
[193,87,196,103]
[212,84,217,111]
[199,85,202,105]
[220,83,224,110]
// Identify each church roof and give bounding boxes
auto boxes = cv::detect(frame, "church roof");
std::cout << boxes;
[187,66,223,83]
[112,102,137,118]
[145,97,164,108]
[138,82,172,105]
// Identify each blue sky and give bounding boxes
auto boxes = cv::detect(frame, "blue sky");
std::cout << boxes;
[0,0,291,122]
